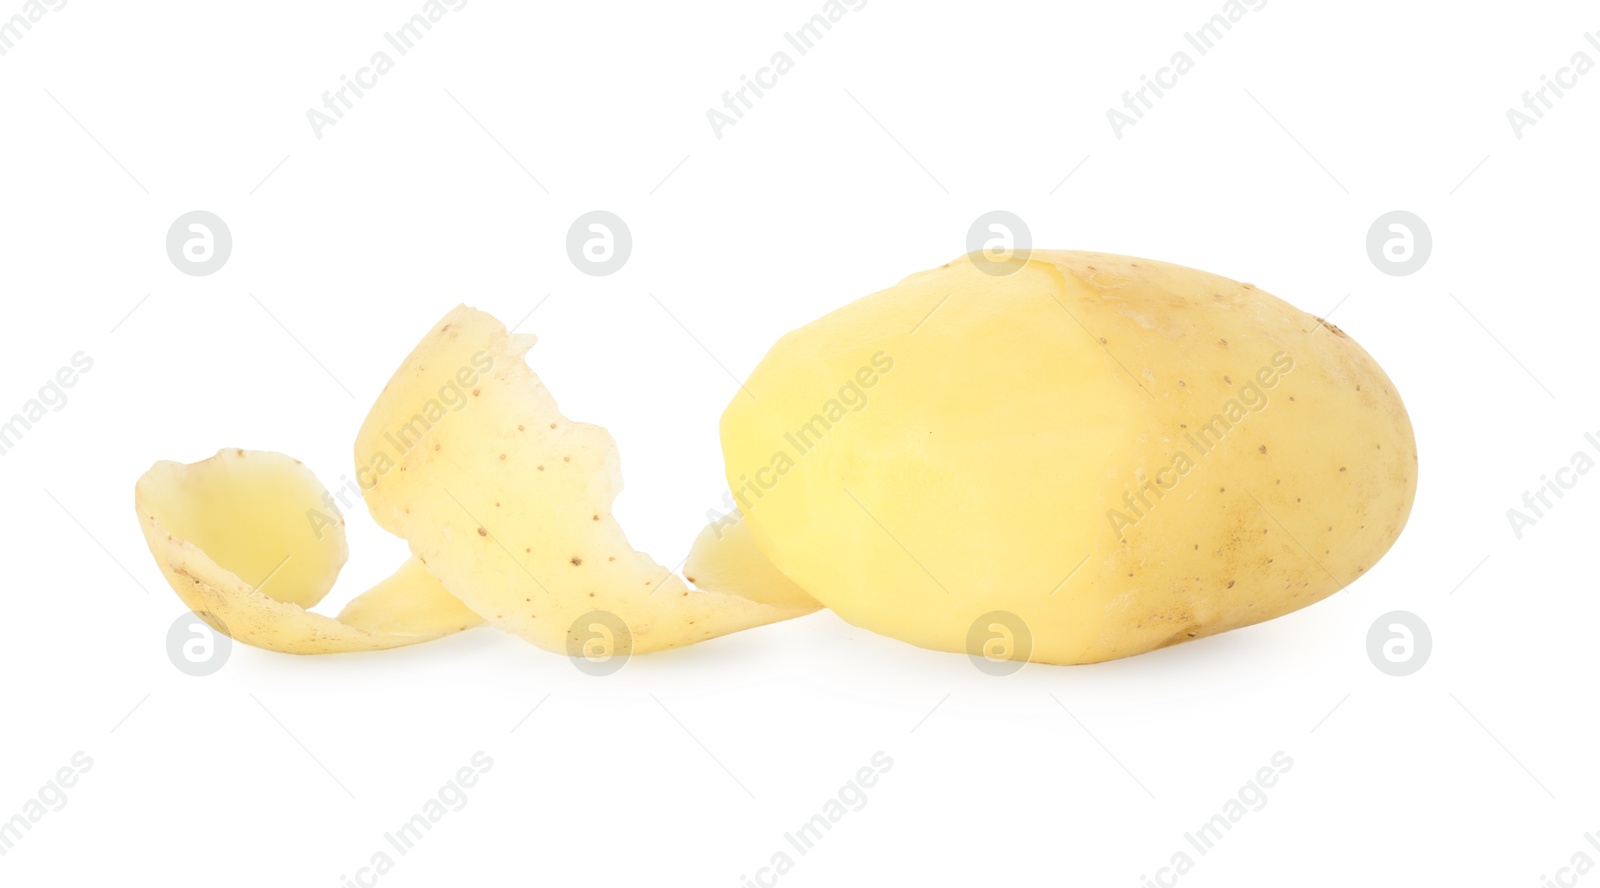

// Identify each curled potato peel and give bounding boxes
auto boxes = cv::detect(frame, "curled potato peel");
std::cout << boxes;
[136,311,817,658]
[135,449,481,653]
[683,516,817,612]
[354,306,820,655]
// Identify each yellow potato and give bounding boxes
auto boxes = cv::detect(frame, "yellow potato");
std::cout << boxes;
[720,252,1417,665]
[355,306,820,656]
[135,449,482,654]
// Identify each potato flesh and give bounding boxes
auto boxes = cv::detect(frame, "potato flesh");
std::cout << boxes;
[721,252,1417,664]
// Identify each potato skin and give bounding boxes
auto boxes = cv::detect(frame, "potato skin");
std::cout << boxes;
[721,252,1417,664]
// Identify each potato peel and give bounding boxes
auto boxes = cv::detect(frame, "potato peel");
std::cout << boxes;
[355,306,819,655]
[136,449,481,654]
[684,516,817,612]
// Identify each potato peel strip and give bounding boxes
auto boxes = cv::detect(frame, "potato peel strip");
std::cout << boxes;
[355,306,818,655]
[135,450,481,654]
[135,308,817,659]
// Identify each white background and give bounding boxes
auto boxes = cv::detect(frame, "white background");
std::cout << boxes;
[2,0,1596,884]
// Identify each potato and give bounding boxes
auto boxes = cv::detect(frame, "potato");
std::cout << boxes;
[135,449,483,653]
[720,252,1417,665]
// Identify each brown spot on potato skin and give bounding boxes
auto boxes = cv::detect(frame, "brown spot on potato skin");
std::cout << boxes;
[570,557,583,566]
[477,527,487,536]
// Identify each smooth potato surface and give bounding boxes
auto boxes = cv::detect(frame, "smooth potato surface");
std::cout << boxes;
[721,252,1417,664]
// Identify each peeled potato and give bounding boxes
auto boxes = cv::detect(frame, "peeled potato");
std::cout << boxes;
[135,449,482,653]
[355,306,820,656]
[720,252,1417,665]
